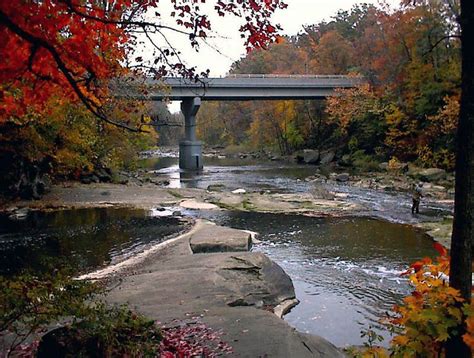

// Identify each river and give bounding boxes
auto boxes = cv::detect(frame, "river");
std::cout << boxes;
[1,153,452,347]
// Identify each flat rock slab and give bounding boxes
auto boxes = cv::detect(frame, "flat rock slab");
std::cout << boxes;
[103,220,344,357]
[27,184,181,209]
[180,199,220,210]
[190,224,252,253]
[107,250,343,357]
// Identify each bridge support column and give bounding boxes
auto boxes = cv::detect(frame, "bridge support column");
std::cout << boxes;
[179,97,202,171]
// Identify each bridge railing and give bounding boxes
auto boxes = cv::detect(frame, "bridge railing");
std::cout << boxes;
[224,74,361,79]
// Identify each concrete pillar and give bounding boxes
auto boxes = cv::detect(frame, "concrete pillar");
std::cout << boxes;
[179,97,202,171]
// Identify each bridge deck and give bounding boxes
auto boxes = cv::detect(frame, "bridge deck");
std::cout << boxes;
[117,75,362,101]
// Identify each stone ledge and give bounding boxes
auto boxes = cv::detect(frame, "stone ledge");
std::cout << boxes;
[189,224,252,253]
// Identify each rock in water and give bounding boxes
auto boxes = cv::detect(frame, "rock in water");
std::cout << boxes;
[336,173,350,182]
[418,168,446,182]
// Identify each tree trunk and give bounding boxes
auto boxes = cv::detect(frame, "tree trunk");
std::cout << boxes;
[447,0,473,356]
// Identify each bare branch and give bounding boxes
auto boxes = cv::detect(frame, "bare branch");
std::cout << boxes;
[423,35,461,56]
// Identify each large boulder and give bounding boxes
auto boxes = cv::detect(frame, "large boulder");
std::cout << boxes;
[336,173,350,182]
[190,225,252,253]
[319,151,335,165]
[407,164,423,177]
[303,149,320,164]
[104,220,346,358]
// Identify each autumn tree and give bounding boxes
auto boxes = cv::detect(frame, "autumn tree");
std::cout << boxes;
[326,84,386,155]
[308,30,354,74]
[230,38,306,74]
[201,1,459,167]
[398,0,473,356]
[196,102,231,146]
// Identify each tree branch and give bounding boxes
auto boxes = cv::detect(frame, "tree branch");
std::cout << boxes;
[423,35,461,57]
[60,0,193,37]
[0,9,147,132]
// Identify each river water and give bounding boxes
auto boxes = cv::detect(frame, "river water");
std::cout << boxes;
[186,210,436,347]
[143,154,453,224]
[1,154,452,347]
[0,208,188,276]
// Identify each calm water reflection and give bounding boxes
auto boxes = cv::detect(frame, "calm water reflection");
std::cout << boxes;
[0,208,187,275]
[140,156,315,192]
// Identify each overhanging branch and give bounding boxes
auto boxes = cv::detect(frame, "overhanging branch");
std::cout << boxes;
[0,9,147,132]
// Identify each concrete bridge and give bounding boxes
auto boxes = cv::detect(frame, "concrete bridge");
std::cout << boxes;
[120,74,362,170]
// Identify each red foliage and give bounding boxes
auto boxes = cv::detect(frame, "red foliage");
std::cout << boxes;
[433,242,448,257]
[0,0,286,127]
[0,0,129,126]
[10,319,232,357]
[158,320,233,357]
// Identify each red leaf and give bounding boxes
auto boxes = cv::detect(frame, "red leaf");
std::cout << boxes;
[433,242,448,257]
[412,291,423,299]
[411,261,424,272]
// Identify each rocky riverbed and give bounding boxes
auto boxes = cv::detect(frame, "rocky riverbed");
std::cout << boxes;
[3,161,454,249]
[80,219,345,357]
[0,152,455,355]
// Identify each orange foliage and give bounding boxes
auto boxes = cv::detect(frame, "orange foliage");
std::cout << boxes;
[389,245,473,357]
[310,30,354,75]
[465,312,474,351]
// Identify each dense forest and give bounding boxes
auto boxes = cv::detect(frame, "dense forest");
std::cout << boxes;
[197,1,460,171]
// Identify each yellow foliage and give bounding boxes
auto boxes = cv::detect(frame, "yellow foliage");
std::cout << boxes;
[326,84,381,133]
[387,157,401,170]
[427,95,459,135]
[352,347,390,358]
[0,93,157,180]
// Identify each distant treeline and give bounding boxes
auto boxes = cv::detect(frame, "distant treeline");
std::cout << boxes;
[197,1,460,170]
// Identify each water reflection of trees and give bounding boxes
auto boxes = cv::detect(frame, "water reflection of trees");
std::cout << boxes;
[0,208,185,276]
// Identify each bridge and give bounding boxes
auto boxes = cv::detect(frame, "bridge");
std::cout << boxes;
[118,75,362,170]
